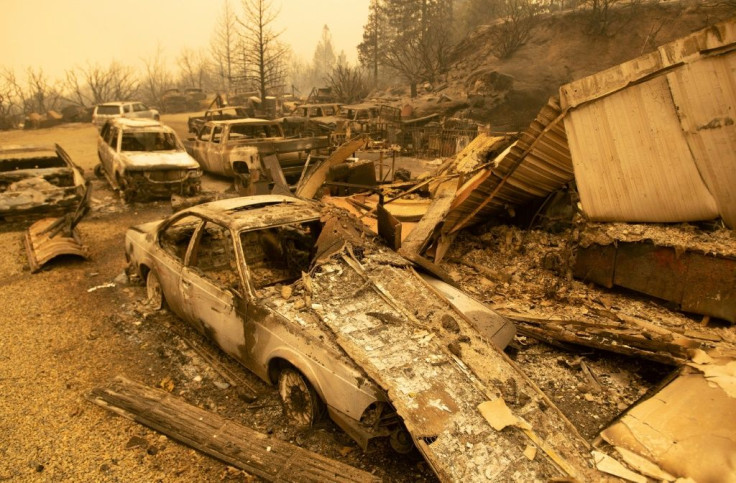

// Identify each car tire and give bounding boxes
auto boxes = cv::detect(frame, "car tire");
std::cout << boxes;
[277,367,324,427]
[146,270,164,310]
[93,164,104,179]
[117,176,135,203]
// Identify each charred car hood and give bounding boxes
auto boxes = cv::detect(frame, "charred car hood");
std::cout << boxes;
[120,151,200,171]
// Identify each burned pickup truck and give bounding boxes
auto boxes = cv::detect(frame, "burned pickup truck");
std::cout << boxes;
[187,105,255,136]
[124,195,515,456]
[186,119,329,193]
[97,118,202,202]
[0,144,86,219]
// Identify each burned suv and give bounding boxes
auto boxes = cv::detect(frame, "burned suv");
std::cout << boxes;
[96,118,201,202]
[92,101,160,129]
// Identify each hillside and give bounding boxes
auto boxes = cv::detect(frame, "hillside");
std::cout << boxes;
[380,1,735,131]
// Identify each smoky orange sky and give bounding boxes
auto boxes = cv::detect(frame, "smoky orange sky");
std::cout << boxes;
[1,0,370,81]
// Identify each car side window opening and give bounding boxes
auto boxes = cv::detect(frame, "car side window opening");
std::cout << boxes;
[124,104,133,114]
[122,130,179,152]
[189,222,240,291]
[160,215,201,262]
[240,221,320,289]
[198,126,212,142]
[133,103,146,112]
[107,127,119,148]
[212,126,224,144]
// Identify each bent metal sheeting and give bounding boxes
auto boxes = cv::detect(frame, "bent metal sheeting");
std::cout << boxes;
[560,18,736,227]
[442,96,574,235]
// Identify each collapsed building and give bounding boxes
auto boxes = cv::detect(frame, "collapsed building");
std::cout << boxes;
[299,18,736,482]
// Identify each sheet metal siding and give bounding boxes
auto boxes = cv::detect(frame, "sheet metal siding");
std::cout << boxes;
[560,18,735,227]
[564,75,719,223]
[444,97,574,230]
[665,54,736,227]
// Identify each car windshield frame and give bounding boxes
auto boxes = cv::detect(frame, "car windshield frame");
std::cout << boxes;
[96,105,122,115]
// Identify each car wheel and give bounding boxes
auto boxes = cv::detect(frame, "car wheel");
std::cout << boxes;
[117,176,135,203]
[278,367,324,427]
[146,270,164,310]
[93,164,104,179]
[390,426,414,454]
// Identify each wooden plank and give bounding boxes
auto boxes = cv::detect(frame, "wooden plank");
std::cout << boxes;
[262,154,290,195]
[681,251,736,323]
[399,177,457,257]
[573,244,616,288]
[88,376,380,483]
[577,242,736,323]
[613,243,688,304]
[295,135,368,199]
[501,314,693,366]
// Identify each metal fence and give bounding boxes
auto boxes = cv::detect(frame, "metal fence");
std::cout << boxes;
[402,126,480,159]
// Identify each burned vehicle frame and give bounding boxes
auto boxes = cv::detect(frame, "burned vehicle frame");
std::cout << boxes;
[124,195,408,451]
[0,144,86,219]
[124,195,516,453]
[97,118,202,202]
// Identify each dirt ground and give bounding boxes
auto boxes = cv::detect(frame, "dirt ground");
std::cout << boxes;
[0,118,676,481]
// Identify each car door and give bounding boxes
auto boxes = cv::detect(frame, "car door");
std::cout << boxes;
[180,220,246,358]
[98,124,118,179]
[192,126,213,171]
[155,214,204,321]
[208,125,229,176]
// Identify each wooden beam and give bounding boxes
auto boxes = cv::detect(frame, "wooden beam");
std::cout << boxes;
[88,376,380,483]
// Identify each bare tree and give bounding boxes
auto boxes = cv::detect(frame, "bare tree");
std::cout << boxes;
[0,68,24,129]
[140,46,174,107]
[25,68,61,113]
[210,0,240,92]
[488,0,540,59]
[584,0,622,35]
[326,64,369,104]
[177,48,210,89]
[237,0,289,99]
[64,62,139,107]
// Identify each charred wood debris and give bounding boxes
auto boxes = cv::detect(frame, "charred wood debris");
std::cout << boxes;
[8,18,736,483]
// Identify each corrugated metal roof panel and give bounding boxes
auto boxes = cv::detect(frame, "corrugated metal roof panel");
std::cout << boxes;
[443,97,574,233]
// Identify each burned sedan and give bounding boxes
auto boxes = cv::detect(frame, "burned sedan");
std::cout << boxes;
[125,195,515,452]
[97,118,202,202]
[0,144,86,218]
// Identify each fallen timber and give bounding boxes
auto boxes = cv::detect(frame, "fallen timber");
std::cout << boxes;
[88,376,379,483]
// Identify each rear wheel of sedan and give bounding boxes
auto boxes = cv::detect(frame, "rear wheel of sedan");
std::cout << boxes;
[278,368,324,427]
[146,270,164,310]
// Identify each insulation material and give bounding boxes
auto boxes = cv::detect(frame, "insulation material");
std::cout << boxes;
[600,360,736,482]
[561,18,736,227]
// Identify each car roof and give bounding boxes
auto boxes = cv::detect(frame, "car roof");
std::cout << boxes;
[297,103,340,108]
[184,195,321,231]
[107,118,166,129]
[0,144,61,160]
[209,118,279,126]
[97,101,139,107]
